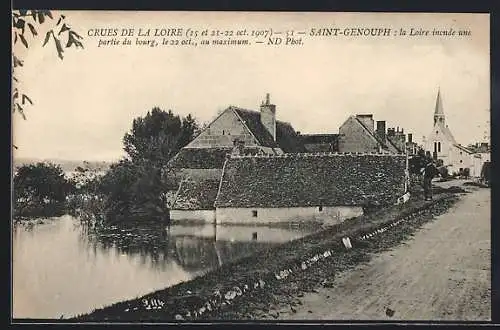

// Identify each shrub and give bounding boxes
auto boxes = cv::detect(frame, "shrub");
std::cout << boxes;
[13,162,74,217]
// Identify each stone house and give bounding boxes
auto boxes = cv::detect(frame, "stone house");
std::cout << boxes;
[213,152,409,225]
[168,94,305,221]
[338,114,413,154]
[181,93,304,154]
[168,94,414,223]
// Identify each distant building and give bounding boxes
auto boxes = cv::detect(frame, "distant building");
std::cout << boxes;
[405,133,419,156]
[424,89,475,175]
[338,114,413,154]
[299,134,339,152]
[469,142,491,177]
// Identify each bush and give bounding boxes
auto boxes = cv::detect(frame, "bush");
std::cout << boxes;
[13,162,74,217]
[98,159,174,224]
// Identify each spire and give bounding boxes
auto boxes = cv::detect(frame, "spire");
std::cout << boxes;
[434,87,444,116]
[434,87,445,126]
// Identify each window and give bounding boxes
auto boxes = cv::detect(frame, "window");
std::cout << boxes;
[436,131,439,134]
[460,160,463,163]
[434,142,437,153]
[252,210,258,217]
[222,130,225,135]
[318,206,323,212]
[438,142,441,153]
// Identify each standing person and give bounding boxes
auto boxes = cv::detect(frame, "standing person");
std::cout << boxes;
[423,154,440,201]
[481,161,490,186]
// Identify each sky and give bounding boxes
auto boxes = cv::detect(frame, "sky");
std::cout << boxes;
[12,11,490,161]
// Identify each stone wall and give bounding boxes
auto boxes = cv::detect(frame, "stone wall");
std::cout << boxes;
[215,206,364,225]
[170,210,216,222]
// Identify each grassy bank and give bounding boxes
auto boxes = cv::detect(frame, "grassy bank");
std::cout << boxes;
[73,189,461,322]
[214,194,460,320]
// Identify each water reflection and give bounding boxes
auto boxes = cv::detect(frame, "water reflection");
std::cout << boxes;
[12,215,318,319]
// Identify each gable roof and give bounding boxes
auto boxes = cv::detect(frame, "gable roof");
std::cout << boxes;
[231,106,306,152]
[442,125,457,144]
[215,153,407,209]
[353,117,402,153]
[430,123,457,144]
[171,177,221,210]
[231,107,278,148]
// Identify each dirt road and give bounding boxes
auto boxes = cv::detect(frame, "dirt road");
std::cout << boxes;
[276,187,491,321]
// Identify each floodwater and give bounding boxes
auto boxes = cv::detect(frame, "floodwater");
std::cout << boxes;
[12,215,318,319]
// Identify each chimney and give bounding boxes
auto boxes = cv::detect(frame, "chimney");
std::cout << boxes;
[355,114,374,133]
[376,121,386,143]
[260,93,276,141]
[408,133,413,143]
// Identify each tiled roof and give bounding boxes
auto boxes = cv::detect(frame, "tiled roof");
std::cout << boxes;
[453,144,474,154]
[300,134,339,144]
[215,153,407,208]
[232,107,306,152]
[167,147,265,170]
[171,177,221,210]
[232,107,278,148]
[276,121,307,153]
[167,147,232,169]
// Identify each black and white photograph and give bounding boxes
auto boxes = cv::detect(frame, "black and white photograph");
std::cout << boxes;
[11,10,491,322]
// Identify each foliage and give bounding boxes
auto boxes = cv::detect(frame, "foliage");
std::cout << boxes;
[14,162,74,217]
[57,108,199,224]
[69,162,106,194]
[98,159,168,223]
[96,108,200,224]
[123,108,200,163]
[11,10,84,119]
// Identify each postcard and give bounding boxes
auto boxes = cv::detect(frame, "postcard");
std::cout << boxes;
[11,10,491,322]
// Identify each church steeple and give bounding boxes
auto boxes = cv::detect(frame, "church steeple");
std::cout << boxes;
[434,87,445,126]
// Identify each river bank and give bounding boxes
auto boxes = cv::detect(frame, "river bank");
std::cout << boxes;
[73,187,462,322]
